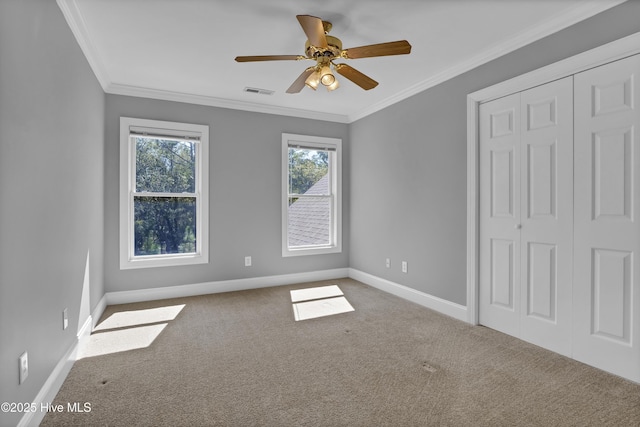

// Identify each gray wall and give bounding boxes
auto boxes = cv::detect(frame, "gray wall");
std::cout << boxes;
[0,0,105,424]
[349,1,640,305]
[104,95,350,293]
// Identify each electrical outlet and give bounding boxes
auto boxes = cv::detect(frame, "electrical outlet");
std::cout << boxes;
[244,256,252,267]
[402,261,408,273]
[63,308,68,330]
[19,351,28,384]
[385,258,390,268]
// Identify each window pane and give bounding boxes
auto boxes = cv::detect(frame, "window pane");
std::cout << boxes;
[136,137,196,193]
[288,196,331,247]
[134,196,196,255]
[288,148,329,195]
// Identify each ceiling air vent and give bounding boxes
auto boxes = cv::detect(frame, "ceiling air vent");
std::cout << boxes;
[243,87,275,95]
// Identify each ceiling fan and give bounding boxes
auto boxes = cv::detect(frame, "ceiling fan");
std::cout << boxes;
[235,15,411,93]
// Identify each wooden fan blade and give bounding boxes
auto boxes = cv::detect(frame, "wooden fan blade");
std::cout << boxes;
[235,55,303,62]
[334,64,378,90]
[286,68,315,93]
[296,15,328,48]
[342,40,411,59]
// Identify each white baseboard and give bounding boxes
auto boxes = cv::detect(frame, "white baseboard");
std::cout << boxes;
[348,268,468,322]
[104,267,467,323]
[105,268,350,305]
[91,294,107,329]
[17,309,100,427]
[17,341,77,427]
[17,313,95,427]
[77,316,92,341]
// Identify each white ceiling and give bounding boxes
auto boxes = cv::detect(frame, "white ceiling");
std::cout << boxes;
[58,0,625,123]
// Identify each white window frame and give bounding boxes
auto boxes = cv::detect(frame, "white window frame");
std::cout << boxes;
[119,117,209,269]
[282,133,342,257]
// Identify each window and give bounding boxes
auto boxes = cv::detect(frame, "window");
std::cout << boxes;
[282,133,342,257]
[120,117,209,269]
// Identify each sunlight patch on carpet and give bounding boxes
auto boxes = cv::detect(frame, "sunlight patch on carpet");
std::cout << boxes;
[78,324,167,359]
[290,284,343,302]
[79,304,186,359]
[290,285,354,321]
[293,296,354,321]
[94,305,185,331]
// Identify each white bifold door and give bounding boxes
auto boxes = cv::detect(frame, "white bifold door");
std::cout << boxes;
[573,54,640,382]
[479,77,574,357]
[479,55,640,382]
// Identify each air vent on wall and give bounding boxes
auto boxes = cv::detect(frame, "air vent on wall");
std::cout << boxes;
[243,87,275,95]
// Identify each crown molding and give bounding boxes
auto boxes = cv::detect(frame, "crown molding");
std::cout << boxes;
[59,0,626,124]
[106,83,350,123]
[347,0,628,123]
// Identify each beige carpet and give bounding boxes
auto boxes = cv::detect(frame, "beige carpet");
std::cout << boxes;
[42,278,640,426]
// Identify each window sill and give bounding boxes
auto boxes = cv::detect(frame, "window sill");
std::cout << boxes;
[120,253,208,270]
[282,245,342,258]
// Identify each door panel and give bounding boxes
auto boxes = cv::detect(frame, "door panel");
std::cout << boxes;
[491,148,515,218]
[490,238,515,309]
[526,242,556,321]
[527,97,558,130]
[527,140,556,219]
[480,93,521,337]
[519,77,573,356]
[574,54,640,382]
[593,127,633,220]
[593,75,633,116]
[591,248,632,343]
[491,108,516,137]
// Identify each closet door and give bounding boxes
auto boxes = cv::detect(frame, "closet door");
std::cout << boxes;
[479,77,573,356]
[519,78,573,356]
[479,93,522,337]
[574,54,640,382]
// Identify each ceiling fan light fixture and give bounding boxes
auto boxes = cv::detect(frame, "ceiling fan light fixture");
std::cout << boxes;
[326,78,339,92]
[319,65,335,86]
[304,70,321,90]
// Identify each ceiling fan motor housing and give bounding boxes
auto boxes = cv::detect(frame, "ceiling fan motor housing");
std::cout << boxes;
[305,35,342,60]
